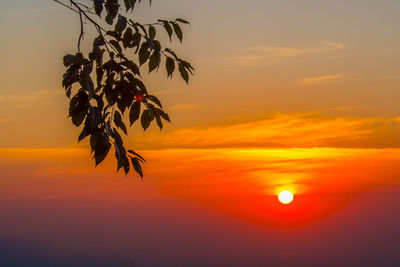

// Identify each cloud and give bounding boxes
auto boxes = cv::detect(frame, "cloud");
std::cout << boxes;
[132,113,400,149]
[172,104,199,110]
[0,90,61,107]
[302,74,343,84]
[228,41,345,66]
[0,118,12,124]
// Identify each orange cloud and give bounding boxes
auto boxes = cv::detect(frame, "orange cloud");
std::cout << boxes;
[131,113,400,149]
[172,104,199,110]
[302,74,343,84]
[228,41,345,65]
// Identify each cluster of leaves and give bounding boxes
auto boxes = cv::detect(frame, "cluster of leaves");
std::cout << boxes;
[60,0,193,176]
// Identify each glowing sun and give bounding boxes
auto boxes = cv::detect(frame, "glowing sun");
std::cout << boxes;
[278,190,294,204]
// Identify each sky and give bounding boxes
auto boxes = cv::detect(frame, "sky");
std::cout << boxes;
[0,0,400,266]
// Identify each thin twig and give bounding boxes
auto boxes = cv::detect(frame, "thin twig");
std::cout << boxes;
[78,10,84,51]
[52,0,79,14]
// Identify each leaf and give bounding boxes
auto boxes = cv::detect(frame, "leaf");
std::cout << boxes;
[72,110,86,127]
[128,150,146,162]
[122,156,130,175]
[157,108,170,122]
[90,128,103,152]
[104,81,118,106]
[175,18,190,25]
[109,40,122,54]
[96,65,104,87]
[165,57,175,78]
[164,48,178,60]
[112,128,124,146]
[104,0,119,25]
[114,139,126,160]
[117,101,126,115]
[130,157,143,178]
[178,62,189,84]
[93,0,104,16]
[69,91,89,127]
[123,0,132,11]
[129,101,141,126]
[152,40,161,51]
[114,110,122,123]
[146,95,162,108]
[120,60,140,75]
[93,134,111,166]
[63,65,79,90]
[63,54,75,67]
[114,110,128,135]
[155,114,163,130]
[105,13,115,25]
[171,22,183,42]
[139,44,150,66]
[148,51,161,73]
[78,120,92,142]
[122,27,133,48]
[161,21,173,40]
[88,106,102,129]
[140,109,152,131]
[115,15,127,33]
[131,32,141,49]
[149,25,156,40]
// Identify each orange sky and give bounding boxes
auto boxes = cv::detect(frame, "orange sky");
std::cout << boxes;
[0,0,400,265]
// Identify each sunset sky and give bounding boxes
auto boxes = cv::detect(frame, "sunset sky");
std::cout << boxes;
[1,0,400,266]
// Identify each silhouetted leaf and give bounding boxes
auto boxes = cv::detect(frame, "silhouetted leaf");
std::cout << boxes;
[171,22,183,42]
[69,91,89,126]
[104,0,119,25]
[149,25,156,40]
[123,0,134,12]
[178,62,189,84]
[90,128,103,152]
[128,150,146,162]
[160,20,173,40]
[112,127,123,146]
[129,101,141,125]
[175,18,190,24]
[131,32,141,49]
[117,155,130,174]
[155,114,163,130]
[114,110,127,135]
[140,109,152,130]
[157,108,170,122]
[109,40,122,54]
[122,27,133,48]
[148,51,161,73]
[63,54,75,67]
[123,156,130,174]
[139,43,150,66]
[146,95,162,108]
[165,57,175,78]
[120,60,140,75]
[78,120,92,142]
[115,15,127,33]
[88,106,102,129]
[93,0,104,16]
[130,157,143,178]
[94,134,111,166]
[164,48,178,60]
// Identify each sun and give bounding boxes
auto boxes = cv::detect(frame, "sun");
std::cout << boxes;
[278,190,294,204]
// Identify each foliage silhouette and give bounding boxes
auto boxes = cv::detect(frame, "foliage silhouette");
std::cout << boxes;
[54,0,194,176]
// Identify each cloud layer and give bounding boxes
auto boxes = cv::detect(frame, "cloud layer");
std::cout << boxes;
[229,41,345,65]
[132,113,400,149]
